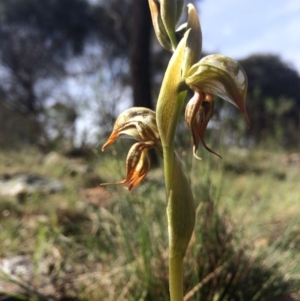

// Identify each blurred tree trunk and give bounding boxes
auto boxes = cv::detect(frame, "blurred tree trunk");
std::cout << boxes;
[130,0,153,109]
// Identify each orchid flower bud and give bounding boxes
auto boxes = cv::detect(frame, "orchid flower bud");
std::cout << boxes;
[160,0,177,47]
[148,0,172,51]
[185,54,249,126]
[182,3,202,76]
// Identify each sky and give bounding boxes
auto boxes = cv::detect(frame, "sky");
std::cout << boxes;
[198,0,300,73]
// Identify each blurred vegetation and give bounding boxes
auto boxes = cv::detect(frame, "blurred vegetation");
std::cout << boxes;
[0,146,299,300]
[0,0,133,149]
[239,55,300,148]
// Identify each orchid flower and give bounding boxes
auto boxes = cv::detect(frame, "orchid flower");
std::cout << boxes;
[101,107,161,190]
[183,54,249,159]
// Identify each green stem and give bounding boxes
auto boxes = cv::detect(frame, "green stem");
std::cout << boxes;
[162,90,188,301]
[164,145,184,301]
[169,255,184,301]
[163,145,174,194]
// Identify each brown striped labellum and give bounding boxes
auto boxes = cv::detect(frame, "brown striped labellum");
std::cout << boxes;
[185,91,221,159]
[102,142,154,190]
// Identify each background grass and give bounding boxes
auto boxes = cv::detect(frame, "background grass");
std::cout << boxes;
[0,143,299,300]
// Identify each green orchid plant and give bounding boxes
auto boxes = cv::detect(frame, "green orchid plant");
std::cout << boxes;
[102,1,249,300]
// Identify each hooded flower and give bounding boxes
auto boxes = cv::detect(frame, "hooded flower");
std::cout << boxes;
[101,107,161,190]
[183,54,249,158]
[102,107,160,150]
